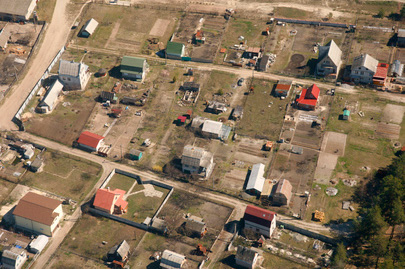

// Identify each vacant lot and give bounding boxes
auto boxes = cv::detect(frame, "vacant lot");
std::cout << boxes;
[349,29,392,63]
[221,19,265,48]
[57,214,145,263]
[238,79,288,140]
[0,179,16,205]
[326,92,404,176]
[21,150,102,201]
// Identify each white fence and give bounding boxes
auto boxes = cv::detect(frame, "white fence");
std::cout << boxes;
[14,46,65,120]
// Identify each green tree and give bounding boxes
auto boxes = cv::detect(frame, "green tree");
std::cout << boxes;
[216,89,224,96]
[377,9,385,18]
[370,234,389,268]
[172,75,177,83]
[332,242,347,268]
[357,206,388,240]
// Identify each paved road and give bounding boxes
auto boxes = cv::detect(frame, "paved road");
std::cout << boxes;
[16,131,332,268]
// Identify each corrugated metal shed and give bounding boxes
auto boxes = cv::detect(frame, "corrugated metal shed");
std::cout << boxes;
[29,235,49,254]
[246,163,266,193]
[160,250,186,269]
[82,18,99,36]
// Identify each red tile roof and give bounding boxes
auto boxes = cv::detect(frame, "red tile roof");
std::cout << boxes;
[196,30,203,38]
[77,131,104,149]
[373,63,388,79]
[276,84,291,91]
[93,188,127,213]
[178,116,187,123]
[296,84,320,107]
[13,192,62,226]
[244,204,276,228]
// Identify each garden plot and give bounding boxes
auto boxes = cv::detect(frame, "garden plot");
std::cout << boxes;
[349,29,392,63]
[381,104,404,124]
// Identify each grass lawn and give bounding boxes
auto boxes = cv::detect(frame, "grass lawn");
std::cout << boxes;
[326,92,404,176]
[305,181,358,223]
[35,0,57,22]
[107,173,136,191]
[124,186,170,223]
[238,79,287,140]
[261,251,308,269]
[21,150,102,201]
[60,214,145,261]
[222,19,265,48]
[274,7,310,19]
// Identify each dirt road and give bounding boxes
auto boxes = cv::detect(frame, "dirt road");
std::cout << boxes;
[0,0,74,131]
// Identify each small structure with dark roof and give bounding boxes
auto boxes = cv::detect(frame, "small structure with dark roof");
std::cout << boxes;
[231,105,243,120]
[206,101,227,114]
[107,240,130,265]
[180,82,200,92]
[100,91,117,103]
[184,216,207,238]
[272,179,292,206]
[13,192,63,236]
[166,41,185,60]
[397,29,405,47]
[274,79,293,97]
[235,246,259,269]
[30,158,44,173]
[129,149,143,160]
[257,55,269,72]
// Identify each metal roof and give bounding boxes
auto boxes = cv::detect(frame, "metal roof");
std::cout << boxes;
[0,0,36,17]
[202,120,222,135]
[120,56,146,75]
[58,60,88,77]
[246,163,266,192]
[161,250,186,269]
[166,41,184,56]
[236,246,258,264]
[116,240,130,259]
[29,235,49,253]
[39,79,63,110]
[319,40,342,67]
[82,18,99,35]
[275,179,292,199]
[352,54,378,73]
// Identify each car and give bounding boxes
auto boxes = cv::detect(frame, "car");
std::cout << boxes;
[237,78,244,86]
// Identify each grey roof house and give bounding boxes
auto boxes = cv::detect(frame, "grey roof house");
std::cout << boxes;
[30,158,44,173]
[235,246,259,269]
[160,250,186,269]
[0,0,37,21]
[120,56,149,82]
[185,217,207,238]
[350,54,378,84]
[316,40,342,79]
[38,80,64,113]
[1,246,28,269]
[181,145,214,178]
[58,60,90,90]
[80,18,99,37]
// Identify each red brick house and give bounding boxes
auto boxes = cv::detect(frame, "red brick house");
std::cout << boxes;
[296,84,320,110]
[93,188,128,214]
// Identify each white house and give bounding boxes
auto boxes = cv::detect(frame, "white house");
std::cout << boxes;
[1,247,27,269]
[316,40,342,79]
[38,80,64,113]
[181,145,214,178]
[58,60,90,90]
[350,54,379,84]
[160,250,186,269]
[13,192,63,237]
[243,204,276,238]
[246,163,266,195]
[0,0,37,21]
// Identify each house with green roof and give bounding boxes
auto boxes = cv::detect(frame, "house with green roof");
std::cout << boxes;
[120,56,148,81]
[166,41,185,60]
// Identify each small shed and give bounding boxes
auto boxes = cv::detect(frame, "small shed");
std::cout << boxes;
[231,105,243,120]
[129,149,142,160]
[80,18,99,37]
[313,210,325,222]
[291,146,303,155]
[28,235,49,254]
[184,217,207,238]
[97,68,107,77]
[342,109,350,120]
[177,116,187,126]
[100,91,117,103]
[111,108,122,118]
[30,158,44,172]
[263,141,273,151]
[107,240,130,263]
[185,110,192,119]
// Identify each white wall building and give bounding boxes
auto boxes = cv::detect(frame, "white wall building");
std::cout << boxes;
[58,60,90,90]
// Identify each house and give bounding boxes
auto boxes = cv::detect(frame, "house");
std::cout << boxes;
[28,235,49,254]
[120,56,149,81]
[38,80,64,113]
[273,179,292,206]
[342,109,350,120]
[58,60,89,90]
[0,27,10,51]
[180,82,200,92]
[77,131,104,152]
[80,18,99,37]
[295,84,320,110]
[246,163,266,195]
[193,30,205,44]
[13,192,63,236]
[350,54,378,84]
[235,246,259,269]
[166,41,185,60]
[206,101,227,114]
[397,29,405,47]
[244,204,277,238]
[181,145,214,178]
[129,149,142,160]
[100,91,117,103]
[257,55,269,72]
[30,158,44,173]
[160,250,186,269]
[1,247,27,269]
[0,0,37,21]
[184,216,207,238]
[274,79,293,97]
[373,63,389,87]
[316,40,342,79]
[93,188,128,214]
[390,60,404,77]
[107,240,130,263]
[244,47,261,59]
[150,218,168,234]
[22,144,34,159]
[231,105,243,120]
[201,120,231,141]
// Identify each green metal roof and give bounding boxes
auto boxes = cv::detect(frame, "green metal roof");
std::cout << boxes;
[166,41,184,56]
[343,110,350,116]
[120,56,145,75]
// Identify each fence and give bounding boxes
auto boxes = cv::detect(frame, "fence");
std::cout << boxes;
[275,18,355,29]
[14,46,65,122]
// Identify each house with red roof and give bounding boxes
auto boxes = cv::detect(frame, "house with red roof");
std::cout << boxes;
[373,63,389,87]
[93,188,128,214]
[295,84,320,110]
[243,204,276,238]
[77,131,104,152]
